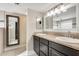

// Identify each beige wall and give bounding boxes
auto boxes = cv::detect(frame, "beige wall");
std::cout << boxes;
[19,15,26,47]
[0,29,4,54]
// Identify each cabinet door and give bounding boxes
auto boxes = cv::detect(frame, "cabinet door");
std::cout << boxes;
[40,51,46,56]
[49,41,79,56]
[49,48,64,56]
[33,36,40,55]
[40,38,48,45]
[40,43,48,56]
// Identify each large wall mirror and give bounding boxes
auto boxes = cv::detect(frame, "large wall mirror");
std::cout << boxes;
[53,4,76,32]
[43,3,76,32]
[6,15,20,46]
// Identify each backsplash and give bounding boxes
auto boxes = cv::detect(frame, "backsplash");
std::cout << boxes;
[44,32,79,39]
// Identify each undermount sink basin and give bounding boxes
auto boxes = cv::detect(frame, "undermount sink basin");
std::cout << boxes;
[56,37,79,44]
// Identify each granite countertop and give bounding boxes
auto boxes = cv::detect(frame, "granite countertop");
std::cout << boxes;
[34,33,79,51]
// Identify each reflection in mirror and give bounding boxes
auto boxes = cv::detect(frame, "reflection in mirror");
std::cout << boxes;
[6,15,19,46]
[53,4,76,32]
[44,16,53,31]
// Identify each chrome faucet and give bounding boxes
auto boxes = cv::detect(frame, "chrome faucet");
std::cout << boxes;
[67,31,73,38]
[68,31,71,37]
[64,31,73,38]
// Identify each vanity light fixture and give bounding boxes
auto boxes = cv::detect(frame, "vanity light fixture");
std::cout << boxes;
[46,10,56,17]
[46,3,70,17]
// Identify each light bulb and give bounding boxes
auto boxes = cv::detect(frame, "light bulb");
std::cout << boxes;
[60,5,67,12]
[62,9,67,12]
[50,10,56,16]
[55,8,61,14]
[60,5,65,11]
[46,11,52,16]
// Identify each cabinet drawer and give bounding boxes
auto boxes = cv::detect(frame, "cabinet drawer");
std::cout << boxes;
[40,43,48,56]
[49,41,79,56]
[49,48,64,56]
[40,51,46,56]
[40,38,48,45]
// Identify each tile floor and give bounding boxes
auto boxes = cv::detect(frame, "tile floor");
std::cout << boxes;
[18,50,37,56]
[1,46,26,56]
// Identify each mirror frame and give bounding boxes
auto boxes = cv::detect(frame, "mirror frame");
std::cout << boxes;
[6,15,20,46]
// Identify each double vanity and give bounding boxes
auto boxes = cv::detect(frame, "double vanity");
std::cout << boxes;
[34,3,79,56]
[33,33,79,56]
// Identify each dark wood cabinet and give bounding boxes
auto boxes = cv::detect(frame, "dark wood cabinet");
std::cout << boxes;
[49,48,64,56]
[33,36,40,55]
[33,35,79,56]
[49,41,79,56]
[40,38,49,45]
[40,43,48,56]
[40,51,46,56]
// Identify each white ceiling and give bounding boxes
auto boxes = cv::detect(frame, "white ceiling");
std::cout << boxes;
[21,3,58,12]
[0,3,58,15]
